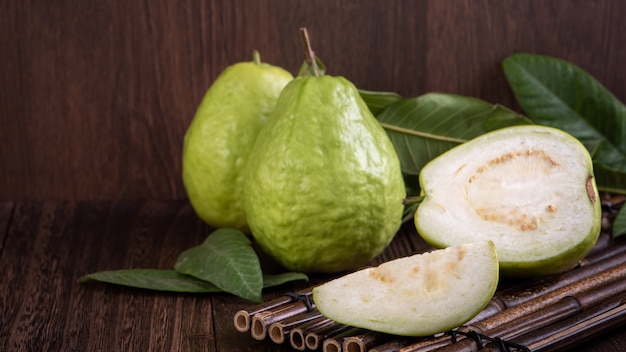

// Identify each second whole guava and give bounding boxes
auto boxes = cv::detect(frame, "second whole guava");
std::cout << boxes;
[182,52,293,232]
[244,75,406,274]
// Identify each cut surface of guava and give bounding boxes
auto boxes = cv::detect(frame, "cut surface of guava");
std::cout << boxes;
[312,241,499,337]
[415,125,601,276]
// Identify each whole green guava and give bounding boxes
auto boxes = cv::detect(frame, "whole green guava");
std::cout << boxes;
[244,75,406,273]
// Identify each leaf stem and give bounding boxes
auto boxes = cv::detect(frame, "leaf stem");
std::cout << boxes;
[300,28,321,77]
[379,122,469,144]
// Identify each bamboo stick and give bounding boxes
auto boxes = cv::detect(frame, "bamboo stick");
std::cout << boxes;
[468,237,626,323]
[268,309,323,344]
[480,297,626,352]
[493,281,626,339]
[322,328,367,352]
[471,261,626,334]
[433,281,626,352]
[397,261,626,352]
[233,288,313,332]
[251,297,316,340]
[304,322,355,350]
[321,335,343,352]
[342,331,395,352]
[287,315,347,350]
[287,315,335,350]
[524,300,626,351]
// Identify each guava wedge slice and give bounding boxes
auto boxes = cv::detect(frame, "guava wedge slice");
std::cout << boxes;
[312,241,499,337]
[415,125,601,277]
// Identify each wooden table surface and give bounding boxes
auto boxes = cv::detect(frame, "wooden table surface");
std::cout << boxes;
[1,200,625,351]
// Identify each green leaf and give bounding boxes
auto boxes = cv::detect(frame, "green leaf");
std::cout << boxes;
[377,93,531,193]
[174,228,263,303]
[78,269,221,293]
[79,269,308,293]
[502,53,626,194]
[613,207,626,239]
[358,89,403,116]
[263,272,309,288]
[80,228,308,298]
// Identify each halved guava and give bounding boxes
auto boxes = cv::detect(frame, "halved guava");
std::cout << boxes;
[415,125,601,277]
[312,241,499,336]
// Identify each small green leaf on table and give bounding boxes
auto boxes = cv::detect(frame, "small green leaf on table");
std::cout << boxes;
[174,228,264,303]
[78,269,221,293]
[79,269,308,294]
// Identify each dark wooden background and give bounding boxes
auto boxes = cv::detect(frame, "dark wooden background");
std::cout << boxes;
[2,0,625,201]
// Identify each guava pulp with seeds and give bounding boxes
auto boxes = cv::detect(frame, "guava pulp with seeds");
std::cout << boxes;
[244,75,406,274]
[182,54,293,232]
[415,125,601,276]
[312,241,499,336]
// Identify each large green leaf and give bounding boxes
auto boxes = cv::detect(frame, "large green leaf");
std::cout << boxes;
[358,89,402,116]
[377,93,531,194]
[502,53,626,194]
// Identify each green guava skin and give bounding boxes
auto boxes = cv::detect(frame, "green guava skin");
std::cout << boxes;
[182,59,293,233]
[244,75,406,274]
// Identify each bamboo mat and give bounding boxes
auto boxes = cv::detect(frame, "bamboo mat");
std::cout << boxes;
[234,196,626,352]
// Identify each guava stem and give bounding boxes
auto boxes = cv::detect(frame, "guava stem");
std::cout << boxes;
[299,27,321,77]
[252,50,261,65]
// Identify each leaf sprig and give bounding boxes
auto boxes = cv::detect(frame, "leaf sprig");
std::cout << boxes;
[79,228,308,303]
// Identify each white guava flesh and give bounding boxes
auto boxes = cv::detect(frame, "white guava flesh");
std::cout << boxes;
[312,241,499,336]
[415,125,601,277]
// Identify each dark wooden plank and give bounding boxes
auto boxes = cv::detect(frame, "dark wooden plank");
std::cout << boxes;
[2,201,626,351]
[2,0,626,200]
[0,202,14,252]
[0,201,215,351]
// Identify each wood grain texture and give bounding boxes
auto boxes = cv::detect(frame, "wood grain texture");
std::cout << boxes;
[0,202,14,251]
[0,201,212,351]
[1,201,625,351]
[1,0,625,200]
